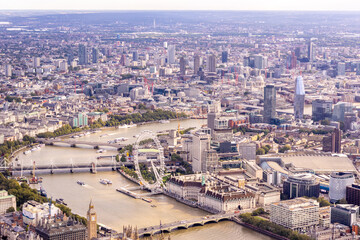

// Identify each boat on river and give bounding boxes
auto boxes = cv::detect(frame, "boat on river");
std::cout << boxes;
[23,150,31,155]
[77,180,85,186]
[99,179,112,185]
[118,124,137,129]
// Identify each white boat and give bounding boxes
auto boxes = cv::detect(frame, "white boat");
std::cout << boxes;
[23,150,31,155]
[99,179,108,185]
[96,149,107,153]
[118,124,137,129]
[159,120,170,124]
[104,179,112,184]
[114,137,128,143]
[99,179,112,185]
[31,146,41,152]
[133,135,139,138]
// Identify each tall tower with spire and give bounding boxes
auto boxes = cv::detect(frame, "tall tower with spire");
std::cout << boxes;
[87,200,97,240]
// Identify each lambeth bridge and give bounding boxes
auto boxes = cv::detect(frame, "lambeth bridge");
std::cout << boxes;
[138,213,236,237]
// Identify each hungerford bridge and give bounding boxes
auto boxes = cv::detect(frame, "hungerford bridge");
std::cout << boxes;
[0,157,150,176]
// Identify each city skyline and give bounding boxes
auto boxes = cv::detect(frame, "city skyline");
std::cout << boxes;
[1,0,360,11]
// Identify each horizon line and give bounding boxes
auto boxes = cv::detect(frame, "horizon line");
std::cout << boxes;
[1,9,360,12]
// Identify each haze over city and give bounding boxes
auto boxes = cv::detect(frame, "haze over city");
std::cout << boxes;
[1,0,360,11]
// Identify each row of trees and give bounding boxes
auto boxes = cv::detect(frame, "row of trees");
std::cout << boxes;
[240,212,311,240]
[0,136,36,159]
[105,109,187,127]
[37,124,82,138]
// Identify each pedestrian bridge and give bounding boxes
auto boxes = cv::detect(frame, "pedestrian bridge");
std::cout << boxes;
[138,213,236,237]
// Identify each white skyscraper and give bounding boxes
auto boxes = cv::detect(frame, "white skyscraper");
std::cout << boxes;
[191,131,211,173]
[294,76,305,119]
[168,45,176,64]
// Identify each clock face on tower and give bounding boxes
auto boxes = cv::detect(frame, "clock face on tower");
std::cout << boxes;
[91,216,95,221]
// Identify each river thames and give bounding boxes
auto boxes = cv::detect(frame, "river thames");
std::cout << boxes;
[19,119,271,240]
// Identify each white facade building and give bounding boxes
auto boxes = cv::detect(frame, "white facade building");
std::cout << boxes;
[22,201,61,226]
[270,197,319,231]
[329,172,354,203]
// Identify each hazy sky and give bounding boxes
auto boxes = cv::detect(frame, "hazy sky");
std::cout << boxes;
[1,0,360,11]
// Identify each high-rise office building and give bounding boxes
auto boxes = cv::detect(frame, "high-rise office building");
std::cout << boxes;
[263,85,276,124]
[254,55,267,69]
[167,45,176,64]
[312,99,333,122]
[180,56,186,76]
[87,200,97,240]
[92,48,99,64]
[308,41,314,62]
[193,55,200,75]
[33,57,41,68]
[294,76,305,119]
[120,54,126,66]
[221,51,228,63]
[132,51,139,61]
[191,131,218,173]
[207,54,216,73]
[337,62,346,76]
[78,44,88,65]
[5,64,12,77]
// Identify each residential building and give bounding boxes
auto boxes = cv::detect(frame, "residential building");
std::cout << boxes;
[323,128,341,153]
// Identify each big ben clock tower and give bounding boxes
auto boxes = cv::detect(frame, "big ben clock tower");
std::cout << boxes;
[87,200,97,240]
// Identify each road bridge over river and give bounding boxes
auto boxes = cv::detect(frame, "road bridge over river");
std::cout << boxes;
[138,213,237,237]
